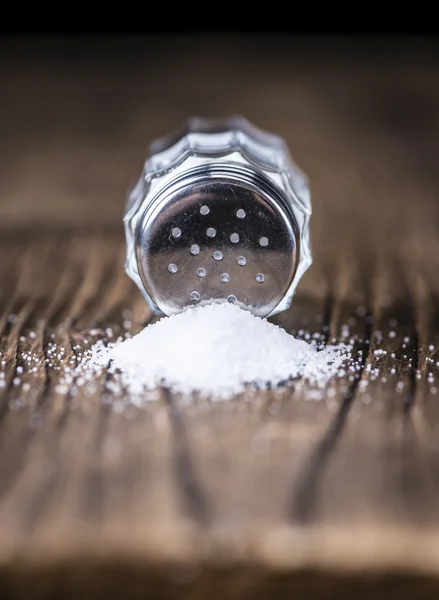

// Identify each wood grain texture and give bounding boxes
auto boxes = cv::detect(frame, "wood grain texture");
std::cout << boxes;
[2,36,439,598]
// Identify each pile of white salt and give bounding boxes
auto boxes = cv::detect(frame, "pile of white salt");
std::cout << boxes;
[83,302,352,400]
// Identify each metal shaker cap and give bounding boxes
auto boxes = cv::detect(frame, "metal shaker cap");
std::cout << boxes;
[124,116,312,318]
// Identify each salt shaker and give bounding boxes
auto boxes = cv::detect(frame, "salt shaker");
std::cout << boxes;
[124,116,312,318]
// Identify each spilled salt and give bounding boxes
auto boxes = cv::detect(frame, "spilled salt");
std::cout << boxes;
[82,302,352,400]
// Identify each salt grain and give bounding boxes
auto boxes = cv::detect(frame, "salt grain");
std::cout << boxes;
[356,305,367,317]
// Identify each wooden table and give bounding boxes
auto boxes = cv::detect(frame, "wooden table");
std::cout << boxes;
[2,36,439,598]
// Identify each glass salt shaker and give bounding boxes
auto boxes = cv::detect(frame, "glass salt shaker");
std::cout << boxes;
[124,116,312,318]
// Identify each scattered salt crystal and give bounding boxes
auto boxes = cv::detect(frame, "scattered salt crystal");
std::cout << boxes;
[80,303,352,401]
[55,384,69,394]
[356,305,367,317]
[341,325,349,338]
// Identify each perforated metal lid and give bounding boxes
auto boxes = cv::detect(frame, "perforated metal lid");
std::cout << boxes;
[124,117,312,318]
